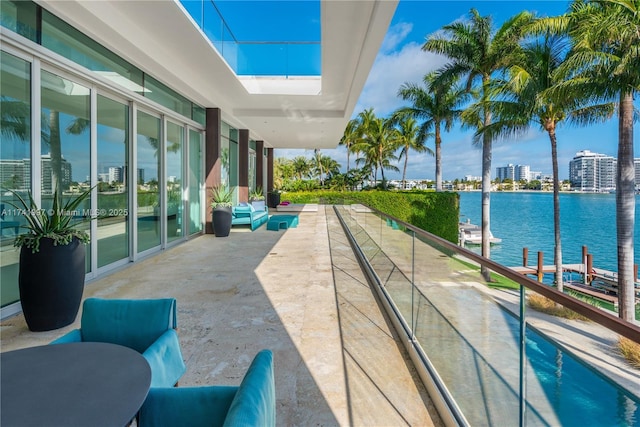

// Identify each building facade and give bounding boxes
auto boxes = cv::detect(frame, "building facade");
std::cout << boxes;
[569,150,617,192]
[0,0,396,317]
[496,164,531,182]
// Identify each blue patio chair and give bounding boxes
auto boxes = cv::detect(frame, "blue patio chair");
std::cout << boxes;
[138,350,275,427]
[51,297,186,387]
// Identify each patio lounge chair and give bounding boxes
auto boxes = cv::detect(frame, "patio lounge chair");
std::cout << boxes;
[138,349,275,427]
[51,297,186,387]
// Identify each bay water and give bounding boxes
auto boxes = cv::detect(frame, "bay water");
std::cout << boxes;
[458,191,640,273]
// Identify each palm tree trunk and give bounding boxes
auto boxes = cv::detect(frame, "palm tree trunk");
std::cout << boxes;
[435,123,442,192]
[616,91,635,321]
[402,149,408,190]
[548,125,563,292]
[49,110,63,204]
[480,77,492,281]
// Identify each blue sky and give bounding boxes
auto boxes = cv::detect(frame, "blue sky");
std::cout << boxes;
[275,0,640,181]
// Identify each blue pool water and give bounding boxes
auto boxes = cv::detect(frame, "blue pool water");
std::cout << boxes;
[524,323,639,426]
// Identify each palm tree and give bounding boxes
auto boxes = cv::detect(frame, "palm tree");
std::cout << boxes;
[339,118,360,173]
[291,156,311,181]
[397,72,468,191]
[479,33,614,292]
[423,9,533,280]
[313,149,324,186]
[535,0,640,321]
[354,110,399,187]
[391,114,431,189]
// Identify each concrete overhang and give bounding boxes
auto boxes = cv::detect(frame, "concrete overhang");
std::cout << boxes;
[36,0,398,149]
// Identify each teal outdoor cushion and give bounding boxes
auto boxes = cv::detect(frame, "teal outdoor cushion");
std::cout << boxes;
[139,386,238,427]
[223,349,275,427]
[138,350,275,427]
[51,298,186,387]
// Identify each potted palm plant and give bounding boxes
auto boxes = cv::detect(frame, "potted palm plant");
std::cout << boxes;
[5,186,93,331]
[210,185,233,237]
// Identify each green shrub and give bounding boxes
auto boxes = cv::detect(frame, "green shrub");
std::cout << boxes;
[279,189,459,243]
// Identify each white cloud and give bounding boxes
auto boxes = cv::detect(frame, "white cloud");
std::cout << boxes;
[355,23,449,117]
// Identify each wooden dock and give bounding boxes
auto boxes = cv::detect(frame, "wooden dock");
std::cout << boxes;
[509,263,640,304]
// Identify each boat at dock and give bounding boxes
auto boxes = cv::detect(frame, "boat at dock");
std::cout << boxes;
[459,220,502,246]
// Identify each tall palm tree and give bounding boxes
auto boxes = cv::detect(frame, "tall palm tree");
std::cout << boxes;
[423,9,533,280]
[354,109,399,187]
[291,156,311,181]
[535,0,640,321]
[397,72,468,191]
[339,118,360,173]
[391,114,431,189]
[313,149,324,186]
[479,33,614,292]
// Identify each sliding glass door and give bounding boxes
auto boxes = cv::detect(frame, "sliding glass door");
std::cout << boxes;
[136,111,161,253]
[97,95,129,267]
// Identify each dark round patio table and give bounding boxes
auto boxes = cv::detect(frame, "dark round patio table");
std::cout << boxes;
[1,342,151,427]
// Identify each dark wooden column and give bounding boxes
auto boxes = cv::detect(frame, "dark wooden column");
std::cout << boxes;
[256,140,264,191]
[238,129,249,203]
[267,148,274,192]
[205,108,221,234]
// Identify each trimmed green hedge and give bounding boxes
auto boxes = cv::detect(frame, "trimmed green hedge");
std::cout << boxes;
[279,190,459,243]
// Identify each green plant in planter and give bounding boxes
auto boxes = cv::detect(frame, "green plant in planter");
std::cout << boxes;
[250,186,265,201]
[3,186,94,331]
[6,186,93,252]
[210,185,233,209]
[210,185,234,237]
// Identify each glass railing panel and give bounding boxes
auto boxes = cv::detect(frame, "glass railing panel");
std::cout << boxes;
[202,0,223,52]
[180,1,321,77]
[237,44,287,76]
[333,202,640,426]
[287,43,321,76]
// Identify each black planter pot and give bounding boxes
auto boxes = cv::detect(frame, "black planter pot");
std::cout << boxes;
[267,192,280,209]
[19,237,86,332]
[212,206,232,237]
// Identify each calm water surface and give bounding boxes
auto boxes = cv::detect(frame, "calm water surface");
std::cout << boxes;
[458,191,640,272]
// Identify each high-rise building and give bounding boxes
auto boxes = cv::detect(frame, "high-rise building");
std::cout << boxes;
[569,150,616,192]
[496,164,531,182]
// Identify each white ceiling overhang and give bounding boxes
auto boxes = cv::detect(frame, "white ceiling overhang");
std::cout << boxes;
[36,0,398,149]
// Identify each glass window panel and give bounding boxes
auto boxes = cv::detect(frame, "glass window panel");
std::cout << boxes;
[166,121,183,243]
[0,51,31,308]
[249,148,256,194]
[192,104,205,126]
[97,95,129,267]
[229,140,238,204]
[144,75,191,119]
[41,9,145,95]
[188,129,202,234]
[136,111,161,253]
[40,69,92,272]
[220,136,230,188]
[0,0,39,42]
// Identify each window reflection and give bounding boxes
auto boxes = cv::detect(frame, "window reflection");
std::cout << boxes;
[136,111,161,253]
[97,95,129,267]
[0,51,31,307]
[40,69,91,272]
[166,122,183,242]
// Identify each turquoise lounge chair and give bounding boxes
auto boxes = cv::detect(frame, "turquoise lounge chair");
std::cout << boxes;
[51,297,186,387]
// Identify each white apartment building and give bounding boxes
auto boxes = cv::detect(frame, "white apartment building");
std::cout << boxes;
[569,150,616,192]
[496,164,531,182]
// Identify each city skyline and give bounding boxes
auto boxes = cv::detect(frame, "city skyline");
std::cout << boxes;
[275,1,640,181]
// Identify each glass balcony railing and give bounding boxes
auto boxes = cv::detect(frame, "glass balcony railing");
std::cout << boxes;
[333,202,640,426]
[179,0,321,77]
